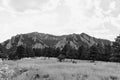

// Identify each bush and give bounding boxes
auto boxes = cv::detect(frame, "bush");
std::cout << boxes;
[57,54,65,62]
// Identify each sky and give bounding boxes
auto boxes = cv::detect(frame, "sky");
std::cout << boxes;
[0,0,120,42]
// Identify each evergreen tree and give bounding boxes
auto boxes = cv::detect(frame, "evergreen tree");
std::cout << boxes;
[110,36,120,62]
[89,44,99,61]
[33,48,42,57]
[7,47,17,60]
[16,45,26,59]
[78,45,85,59]
[61,44,69,56]
[54,48,60,57]
[26,47,35,57]
[96,44,104,61]
[103,44,112,61]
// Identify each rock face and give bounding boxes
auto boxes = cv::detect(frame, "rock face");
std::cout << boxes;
[1,32,111,50]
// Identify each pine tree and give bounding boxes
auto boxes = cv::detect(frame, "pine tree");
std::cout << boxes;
[26,47,35,57]
[104,44,112,61]
[89,44,99,61]
[110,35,120,62]
[78,45,85,59]
[16,45,26,59]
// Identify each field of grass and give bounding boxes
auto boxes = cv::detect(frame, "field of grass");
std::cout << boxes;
[0,57,120,80]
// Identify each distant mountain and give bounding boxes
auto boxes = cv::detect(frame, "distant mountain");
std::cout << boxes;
[0,32,111,50]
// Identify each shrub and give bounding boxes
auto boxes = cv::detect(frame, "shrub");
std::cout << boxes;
[57,54,65,62]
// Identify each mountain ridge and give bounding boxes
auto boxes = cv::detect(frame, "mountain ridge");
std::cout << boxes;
[0,32,112,50]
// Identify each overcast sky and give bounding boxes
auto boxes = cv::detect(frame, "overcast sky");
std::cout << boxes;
[0,0,120,42]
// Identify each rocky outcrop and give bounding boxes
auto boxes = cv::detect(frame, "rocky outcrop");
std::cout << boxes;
[1,32,111,50]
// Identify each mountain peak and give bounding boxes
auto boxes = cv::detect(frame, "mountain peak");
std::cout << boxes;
[80,33,91,37]
[1,32,111,50]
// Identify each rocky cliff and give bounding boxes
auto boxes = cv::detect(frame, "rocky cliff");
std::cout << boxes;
[1,32,111,50]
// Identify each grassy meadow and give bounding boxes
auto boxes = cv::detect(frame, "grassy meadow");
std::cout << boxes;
[0,57,120,80]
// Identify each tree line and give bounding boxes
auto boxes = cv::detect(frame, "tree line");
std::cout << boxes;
[0,35,120,62]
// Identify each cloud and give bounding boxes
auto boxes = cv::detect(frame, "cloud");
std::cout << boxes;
[9,0,48,12]
[0,0,60,14]
[0,0,120,42]
[0,0,3,6]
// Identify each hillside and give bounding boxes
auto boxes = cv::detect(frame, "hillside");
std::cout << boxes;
[1,32,111,50]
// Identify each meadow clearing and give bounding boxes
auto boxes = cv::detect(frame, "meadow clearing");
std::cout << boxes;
[0,57,120,80]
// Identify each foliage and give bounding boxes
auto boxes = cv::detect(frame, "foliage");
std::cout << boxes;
[57,54,65,62]
[110,36,120,62]
[2,34,120,63]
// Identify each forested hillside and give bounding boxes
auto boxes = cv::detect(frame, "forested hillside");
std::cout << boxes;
[0,32,120,62]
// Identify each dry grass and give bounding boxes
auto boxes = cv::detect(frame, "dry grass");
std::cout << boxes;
[0,57,120,80]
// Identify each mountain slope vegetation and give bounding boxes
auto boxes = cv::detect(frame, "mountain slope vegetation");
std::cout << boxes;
[1,32,120,62]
